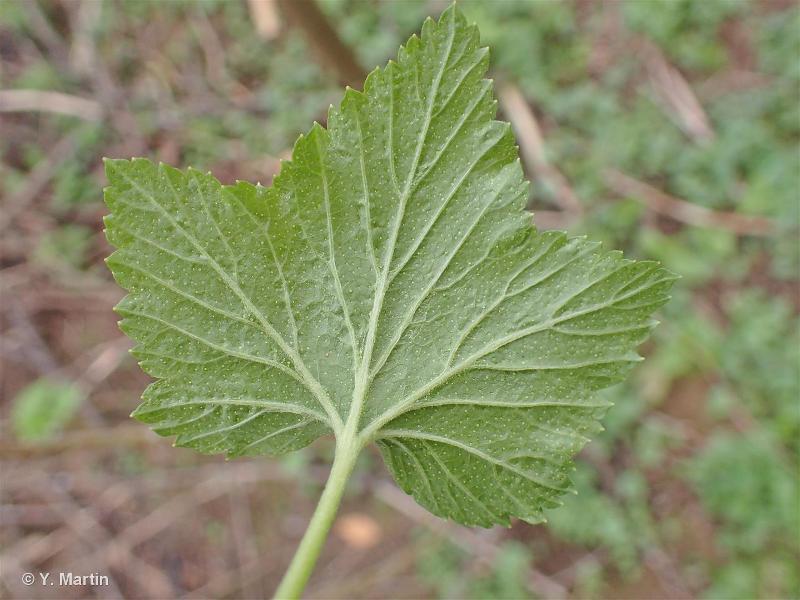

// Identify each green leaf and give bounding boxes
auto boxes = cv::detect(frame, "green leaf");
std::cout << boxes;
[104,5,675,527]
[12,378,84,442]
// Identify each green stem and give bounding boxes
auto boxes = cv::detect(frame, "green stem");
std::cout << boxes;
[273,436,361,599]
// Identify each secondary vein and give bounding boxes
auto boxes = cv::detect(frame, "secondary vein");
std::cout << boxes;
[118,166,343,432]
[314,131,360,371]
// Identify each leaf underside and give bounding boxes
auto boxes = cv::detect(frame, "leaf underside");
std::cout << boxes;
[104,6,675,527]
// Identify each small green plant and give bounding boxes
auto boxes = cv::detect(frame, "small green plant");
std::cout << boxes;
[103,6,674,598]
[12,378,84,442]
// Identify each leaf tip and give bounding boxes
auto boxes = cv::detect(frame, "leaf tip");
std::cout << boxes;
[102,157,126,179]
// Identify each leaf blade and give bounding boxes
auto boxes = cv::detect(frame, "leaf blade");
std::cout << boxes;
[104,4,675,527]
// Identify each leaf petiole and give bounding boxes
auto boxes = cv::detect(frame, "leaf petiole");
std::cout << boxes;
[273,432,363,599]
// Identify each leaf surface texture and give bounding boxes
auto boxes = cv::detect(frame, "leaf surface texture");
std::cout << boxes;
[104,6,675,526]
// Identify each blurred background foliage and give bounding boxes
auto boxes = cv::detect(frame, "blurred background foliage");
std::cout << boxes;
[1,1,798,599]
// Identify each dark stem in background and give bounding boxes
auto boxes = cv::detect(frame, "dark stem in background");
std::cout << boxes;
[276,0,367,89]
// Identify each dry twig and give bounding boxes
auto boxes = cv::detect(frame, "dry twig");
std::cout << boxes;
[248,0,281,40]
[498,83,583,216]
[0,89,103,121]
[275,0,366,89]
[0,425,155,458]
[644,43,715,144]
[63,464,288,584]
[68,0,103,76]
[604,169,778,236]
